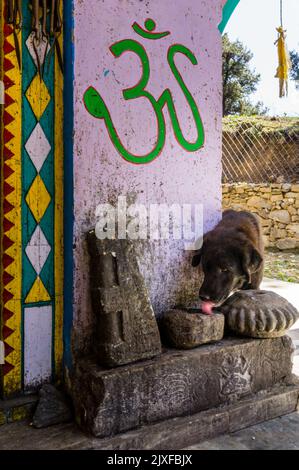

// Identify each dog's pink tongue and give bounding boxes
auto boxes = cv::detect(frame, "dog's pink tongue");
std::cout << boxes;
[201,301,215,315]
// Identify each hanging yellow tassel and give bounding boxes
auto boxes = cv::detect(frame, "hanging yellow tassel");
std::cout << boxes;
[275,27,291,98]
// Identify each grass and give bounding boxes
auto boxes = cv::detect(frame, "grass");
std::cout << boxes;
[223,115,299,137]
[264,249,299,283]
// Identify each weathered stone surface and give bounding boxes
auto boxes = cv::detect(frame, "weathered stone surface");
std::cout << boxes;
[220,290,299,338]
[32,385,72,429]
[161,309,224,349]
[269,210,291,224]
[0,395,38,426]
[71,337,294,437]
[277,238,297,250]
[87,231,162,367]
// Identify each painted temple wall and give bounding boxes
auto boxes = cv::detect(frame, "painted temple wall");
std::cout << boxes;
[72,0,224,354]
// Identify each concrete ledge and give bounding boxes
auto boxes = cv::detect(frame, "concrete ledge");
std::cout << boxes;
[71,336,294,437]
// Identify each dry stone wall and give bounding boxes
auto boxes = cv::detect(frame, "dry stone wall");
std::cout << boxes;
[222,183,299,250]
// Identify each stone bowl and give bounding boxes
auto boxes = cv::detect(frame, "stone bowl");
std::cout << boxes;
[219,290,299,339]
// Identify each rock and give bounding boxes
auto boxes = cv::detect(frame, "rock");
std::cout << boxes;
[161,309,224,349]
[269,210,291,224]
[71,337,294,438]
[276,238,297,250]
[291,184,299,192]
[286,224,299,235]
[32,385,72,429]
[87,231,162,367]
[220,290,299,339]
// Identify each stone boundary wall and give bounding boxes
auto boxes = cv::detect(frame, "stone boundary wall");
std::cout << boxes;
[222,183,299,250]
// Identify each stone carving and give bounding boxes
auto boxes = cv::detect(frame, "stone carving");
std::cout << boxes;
[161,309,224,349]
[87,231,162,367]
[71,337,294,437]
[220,290,299,338]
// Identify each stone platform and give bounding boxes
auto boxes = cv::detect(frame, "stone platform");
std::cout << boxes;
[71,336,295,438]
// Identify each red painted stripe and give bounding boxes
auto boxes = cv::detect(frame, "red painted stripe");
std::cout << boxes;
[3,76,14,90]
[3,289,14,304]
[3,128,14,144]
[4,342,14,357]
[3,200,14,215]
[3,110,14,126]
[3,163,14,179]
[3,181,15,196]
[3,362,14,376]
[3,217,14,232]
[4,24,13,36]
[3,308,14,322]
[2,325,14,340]
[3,253,14,269]
[3,39,14,55]
[3,271,14,285]
[3,146,14,161]
[3,234,14,250]
[4,93,15,106]
[3,57,14,72]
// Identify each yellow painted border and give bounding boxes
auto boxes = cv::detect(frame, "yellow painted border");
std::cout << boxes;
[2,9,23,397]
[54,4,64,382]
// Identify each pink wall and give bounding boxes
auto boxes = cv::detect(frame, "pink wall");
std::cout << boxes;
[73,0,224,354]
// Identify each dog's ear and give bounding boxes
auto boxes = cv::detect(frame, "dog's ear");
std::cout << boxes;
[192,249,202,267]
[242,244,263,284]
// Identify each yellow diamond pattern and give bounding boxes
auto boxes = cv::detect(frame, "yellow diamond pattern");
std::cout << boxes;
[25,277,51,304]
[26,175,51,223]
[25,74,51,120]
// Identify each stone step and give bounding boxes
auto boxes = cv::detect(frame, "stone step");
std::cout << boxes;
[74,383,299,450]
[71,336,295,438]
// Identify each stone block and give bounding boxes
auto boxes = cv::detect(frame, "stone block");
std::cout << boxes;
[71,337,294,437]
[291,184,299,192]
[269,210,290,224]
[87,231,162,367]
[277,238,297,250]
[286,224,299,236]
[161,310,224,349]
[32,385,72,429]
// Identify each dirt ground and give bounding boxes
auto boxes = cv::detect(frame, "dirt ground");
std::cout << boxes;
[264,249,299,283]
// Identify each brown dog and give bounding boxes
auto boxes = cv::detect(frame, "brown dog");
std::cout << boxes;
[192,210,264,307]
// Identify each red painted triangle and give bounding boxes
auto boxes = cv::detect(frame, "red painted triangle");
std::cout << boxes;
[3,307,14,322]
[4,129,14,144]
[3,57,14,72]
[3,217,14,232]
[4,342,14,357]
[3,289,14,304]
[3,235,14,251]
[3,146,14,161]
[3,39,14,55]
[3,271,14,285]
[3,110,14,126]
[3,325,14,340]
[3,163,14,179]
[4,24,13,36]
[3,76,14,90]
[3,182,15,196]
[3,362,14,376]
[4,93,15,106]
[3,253,14,269]
[3,199,14,215]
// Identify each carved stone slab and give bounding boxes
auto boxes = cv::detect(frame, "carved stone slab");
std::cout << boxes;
[161,309,224,349]
[87,231,162,367]
[71,336,294,437]
[220,290,299,338]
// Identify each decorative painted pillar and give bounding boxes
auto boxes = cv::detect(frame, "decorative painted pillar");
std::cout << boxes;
[0,1,64,398]
[71,0,224,356]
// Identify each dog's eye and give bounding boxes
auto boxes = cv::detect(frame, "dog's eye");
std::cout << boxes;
[220,268,229,273]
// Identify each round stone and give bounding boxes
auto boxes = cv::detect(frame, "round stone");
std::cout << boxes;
[220,290,299,339]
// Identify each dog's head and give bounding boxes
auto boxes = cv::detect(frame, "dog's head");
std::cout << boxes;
[192,236,263,306]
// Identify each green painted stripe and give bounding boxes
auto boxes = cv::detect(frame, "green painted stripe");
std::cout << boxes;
[219,0,240,34]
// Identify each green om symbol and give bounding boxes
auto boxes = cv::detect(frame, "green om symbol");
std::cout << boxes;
[84,19,205,164]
